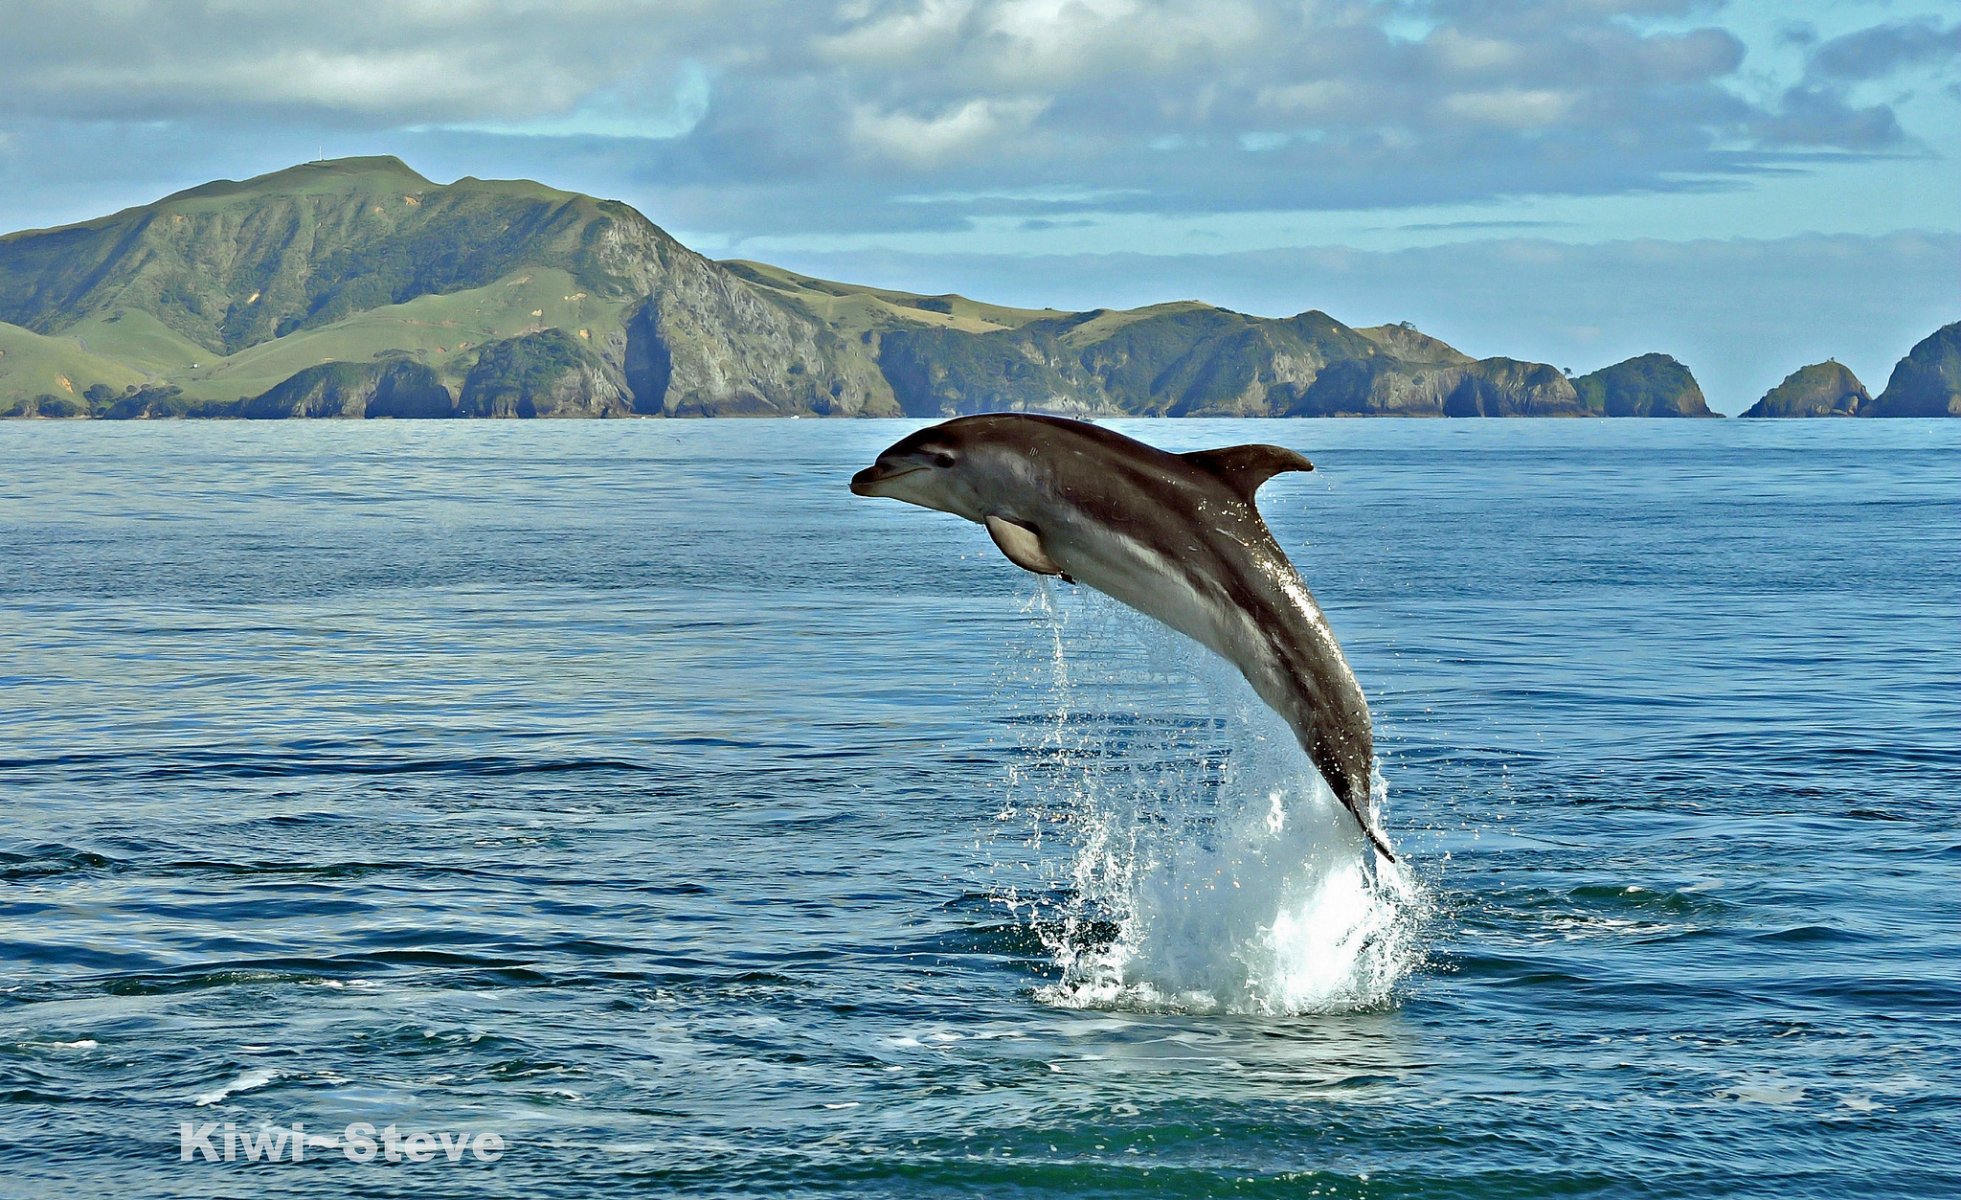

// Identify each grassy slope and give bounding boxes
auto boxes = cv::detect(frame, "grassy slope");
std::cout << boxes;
[0,322,148,407]
[722,261,1056,335]
[6,269,619,405]
[1052,302,1219,347]
[62,310,207,374]
[1356,323,1475,364]
[0,157,633,360]
[176,269,625,402]
[5,158,633,401]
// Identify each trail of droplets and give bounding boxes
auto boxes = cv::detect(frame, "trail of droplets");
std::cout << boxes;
[989,582,1424,1014]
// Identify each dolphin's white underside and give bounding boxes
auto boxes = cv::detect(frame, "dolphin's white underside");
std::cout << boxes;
[1009,512,1323,740]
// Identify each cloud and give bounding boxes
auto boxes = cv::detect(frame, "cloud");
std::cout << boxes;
[1753,86,1902,149]
[851,97,1050,166]
[0,0,717,125]
[1755,17,1961,150]
[1806,18,1961,82]
[0,0,1955,239]
[1440,88,1578,128]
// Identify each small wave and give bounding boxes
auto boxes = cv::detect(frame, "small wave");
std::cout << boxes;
[3,745,669,785]
[4,1037,101,1053]
[193,1067,281,1107]
[0,843,122,881]
[1562,882,1730,917]
[134,752,662,782]
[1752,923,1863,945]
[1715,1079,1808,1107]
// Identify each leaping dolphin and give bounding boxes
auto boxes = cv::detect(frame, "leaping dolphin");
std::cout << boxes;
[850,414,1393,861]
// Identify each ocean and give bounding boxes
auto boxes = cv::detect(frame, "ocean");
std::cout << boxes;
[1,418,1955,1198]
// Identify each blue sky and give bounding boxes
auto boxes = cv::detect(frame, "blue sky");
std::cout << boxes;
[1,0,1955,410]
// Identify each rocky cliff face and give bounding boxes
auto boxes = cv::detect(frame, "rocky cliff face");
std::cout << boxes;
[1741,361,1869,417]
[458,330,629,417]
[622,282,896,417]
[1291,355,1586,416]
[1864,322,1961,417]
[1572,354,1714,417]
[876,305,1596,418]
[240,359,453,419]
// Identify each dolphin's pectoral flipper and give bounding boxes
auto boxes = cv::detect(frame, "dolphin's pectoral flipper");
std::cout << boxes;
[984,515,1072,582]
[1180,445,1314,502]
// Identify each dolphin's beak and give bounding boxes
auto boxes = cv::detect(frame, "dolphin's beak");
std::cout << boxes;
[849,462,923,497]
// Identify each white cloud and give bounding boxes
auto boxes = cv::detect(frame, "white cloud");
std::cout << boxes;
[851,96,1049,165]
[1441,88,1577,127]
[821,0,975,66]
[1256,80,1358,118]
[1428,29,1529,74]
[0,0,1955,239]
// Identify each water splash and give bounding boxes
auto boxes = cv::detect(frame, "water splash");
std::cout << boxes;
[992,583,1422,1015]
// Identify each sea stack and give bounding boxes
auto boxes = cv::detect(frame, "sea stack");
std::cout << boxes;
[1571,354,1716,417]
[1862,322,1961,417]
[1741,361,1869,418]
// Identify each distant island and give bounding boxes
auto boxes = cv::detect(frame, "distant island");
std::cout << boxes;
[1740,325,1961,418]
[0,157,1950,420]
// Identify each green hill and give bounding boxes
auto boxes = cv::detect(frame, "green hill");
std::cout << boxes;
[722,260,1055,337]
[0,322,147,416]
[1741,361,1869,418]
[0,157,894,419]
[1356,322,1475,364]
[1,157,1712,419]
[1571,354,1715,417]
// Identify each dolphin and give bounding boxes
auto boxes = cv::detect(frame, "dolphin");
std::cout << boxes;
[850,413,1393,861]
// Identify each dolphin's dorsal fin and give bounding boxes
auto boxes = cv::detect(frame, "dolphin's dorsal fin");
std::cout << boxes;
[984,515,1065,578]
[1180,444,1313,501]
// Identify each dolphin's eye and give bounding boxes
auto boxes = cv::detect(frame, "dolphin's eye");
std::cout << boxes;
[930,451,956,468]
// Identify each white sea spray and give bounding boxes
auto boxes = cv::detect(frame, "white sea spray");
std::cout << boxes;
[992,583,1423,1015]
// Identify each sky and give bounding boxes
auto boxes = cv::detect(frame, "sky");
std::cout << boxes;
[1,0,1956,411]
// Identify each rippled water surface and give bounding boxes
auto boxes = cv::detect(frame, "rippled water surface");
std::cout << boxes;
[2,419,1956,1198]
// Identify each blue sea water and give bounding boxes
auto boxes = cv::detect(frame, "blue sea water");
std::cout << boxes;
[0,418,1956,1198]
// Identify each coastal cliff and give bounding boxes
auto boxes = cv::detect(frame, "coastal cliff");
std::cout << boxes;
[1864,322,1961,418]
[2,157,1721,420]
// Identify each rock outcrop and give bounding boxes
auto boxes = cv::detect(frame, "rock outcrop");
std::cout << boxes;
[457,330,628,417]
[1864,322,1961,417]
[1291,356,1587,416]
[876,305,1597,418]
[1571,354,1715,417]
[240,359,453,418]
[1741,361,1868,418]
